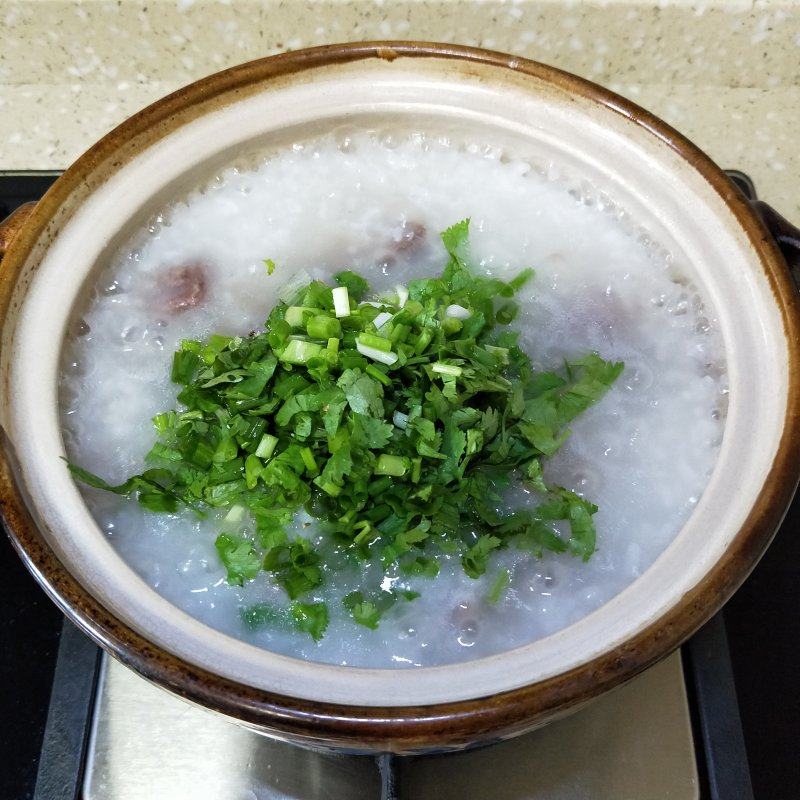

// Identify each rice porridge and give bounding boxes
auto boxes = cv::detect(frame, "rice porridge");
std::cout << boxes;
[60,133,726,668]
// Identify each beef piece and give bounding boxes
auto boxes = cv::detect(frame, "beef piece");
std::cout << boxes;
[395,221,426,253]
[374,221,427,273]
[162,263,207,313]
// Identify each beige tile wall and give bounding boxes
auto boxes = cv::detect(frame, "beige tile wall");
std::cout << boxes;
[1,0,798,216]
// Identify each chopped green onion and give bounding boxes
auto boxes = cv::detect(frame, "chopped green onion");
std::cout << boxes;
[373,312,393,329]
[245,453,262,488]
[368,476,391,496]
[374,454,410,477]
[508,267,535,292]
[223,504,246,524]
[332,286,350,318]
[255,433,278,459]
[389,323,410,343]
[356,341,398,365]
[445,304,471,319]
[334,270,369,301]
[325,337,340,364]
[279,339,324,365]
[353,521,374,545]
[284,306,316,327]
[442,317,463,336]
[314,477,342,497]
[485,345,510,365]
[306,315,341,339]
[358,333,392,352]
[392,411,409,429]
[432,362,463,377]
[338,507,356,526]
[496,302,518,325]
[365,364,391,386]
[278,270,313,304]
[413,329,433,355]
[300,447,319,475]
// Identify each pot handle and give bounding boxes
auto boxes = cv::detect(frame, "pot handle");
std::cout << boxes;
[725,170,800,289]
[0,201,37,266]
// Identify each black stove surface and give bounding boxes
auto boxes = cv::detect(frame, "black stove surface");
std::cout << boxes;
[1,174,63,800]
[0,173,797,800]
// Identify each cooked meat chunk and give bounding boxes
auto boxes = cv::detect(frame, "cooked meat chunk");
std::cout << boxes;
[395,221,426,252]
[162,264,207,313]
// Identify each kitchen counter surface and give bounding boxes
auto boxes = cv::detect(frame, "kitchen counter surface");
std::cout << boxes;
[1,0,799,218]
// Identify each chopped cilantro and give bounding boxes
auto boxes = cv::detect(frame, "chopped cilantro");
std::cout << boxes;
[342,591,382,629]
[68,220,623,640]
[290,601,329,641]
[343,588,418,629]
[240,600,329,642]
[240,602,286,630]
[462,534,502,579]
[263,538,323,598]
[487,569,510,603]
[215,533,261,586]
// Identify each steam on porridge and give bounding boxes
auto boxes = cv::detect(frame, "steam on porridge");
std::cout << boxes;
[60,133,726,668]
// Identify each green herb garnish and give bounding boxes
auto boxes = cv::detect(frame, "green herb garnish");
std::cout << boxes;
[487,569,510,604]
[69,220,623,640]
[343,588,420,629]
[240,600,329,641]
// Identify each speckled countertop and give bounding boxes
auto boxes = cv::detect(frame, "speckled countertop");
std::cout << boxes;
[1,0,798,218]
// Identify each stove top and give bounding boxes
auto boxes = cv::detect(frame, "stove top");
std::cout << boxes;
[1,171,796,800]
[27,602,746,800]
[84,650,696,799]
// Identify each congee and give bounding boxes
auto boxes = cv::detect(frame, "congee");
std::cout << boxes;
[60,132,726,667]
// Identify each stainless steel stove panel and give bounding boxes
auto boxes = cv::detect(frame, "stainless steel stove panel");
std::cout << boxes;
[84,652,697,799]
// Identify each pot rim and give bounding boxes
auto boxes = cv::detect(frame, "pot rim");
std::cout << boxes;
[1,41,799,752]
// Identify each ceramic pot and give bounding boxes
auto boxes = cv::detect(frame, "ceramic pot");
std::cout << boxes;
[1,43,799,754]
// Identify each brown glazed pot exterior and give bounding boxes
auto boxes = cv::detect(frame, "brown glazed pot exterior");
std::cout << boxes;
[0,203,36,262]
[1,43,799,754]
